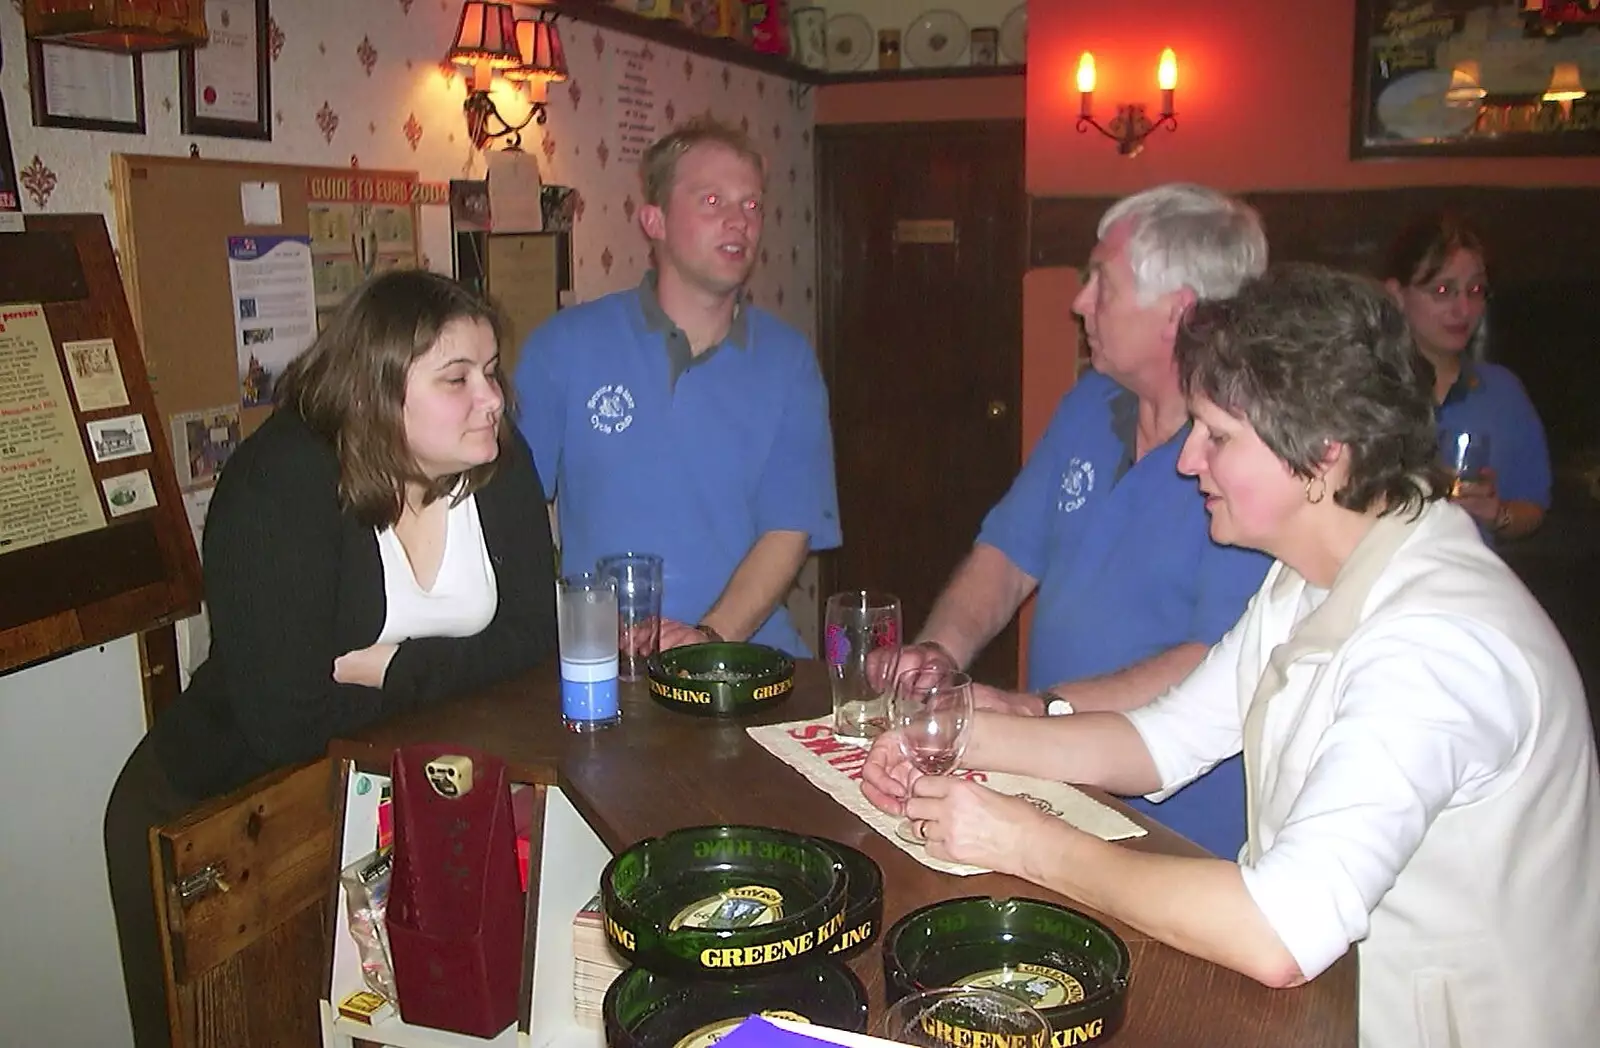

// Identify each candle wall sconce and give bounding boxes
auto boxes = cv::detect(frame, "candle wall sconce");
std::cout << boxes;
[1075,49,1178,157]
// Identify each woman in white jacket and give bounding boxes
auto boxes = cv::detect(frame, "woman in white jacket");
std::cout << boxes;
[863,263,1600,1048]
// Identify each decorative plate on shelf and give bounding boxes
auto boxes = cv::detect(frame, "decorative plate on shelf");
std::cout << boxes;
[904,9,969,68]
[998,4,1027,65]
[825,13,872,73]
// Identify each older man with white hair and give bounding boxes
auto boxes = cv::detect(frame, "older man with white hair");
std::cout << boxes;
[904,184,1272,858]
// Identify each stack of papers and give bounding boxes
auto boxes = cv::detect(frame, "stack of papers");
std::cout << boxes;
[573,893,625,1027]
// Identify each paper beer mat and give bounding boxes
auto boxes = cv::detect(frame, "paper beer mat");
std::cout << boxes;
[746,716,1146,876]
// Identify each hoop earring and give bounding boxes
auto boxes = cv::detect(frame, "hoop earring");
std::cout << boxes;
[1305,475,1327,505]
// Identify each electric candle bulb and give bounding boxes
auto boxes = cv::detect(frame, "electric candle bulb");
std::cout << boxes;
[1077,52,1096,119]
[1077,52,1097,94]
[1158,49,1178,91]
[1157,49,1177,117]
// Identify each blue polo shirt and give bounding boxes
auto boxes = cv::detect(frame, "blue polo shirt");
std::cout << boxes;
[513,281,841,657]
[1437,362,1551,538]
[978,370,1271,858]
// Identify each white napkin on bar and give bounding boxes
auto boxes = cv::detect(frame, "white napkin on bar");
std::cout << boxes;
[747,715,1146,876]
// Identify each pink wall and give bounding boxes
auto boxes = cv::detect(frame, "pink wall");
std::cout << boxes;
[1027,0,1600,195]
[1022,0,1600,449]
[816,74,1025,124]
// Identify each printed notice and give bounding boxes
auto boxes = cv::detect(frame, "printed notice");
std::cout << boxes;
[307,205,414,333]
[62,337,130,412]
[611,43,659,164]
[486,148,544,233]
[102,469,158,518]
[182,485,214,557]
[241,181,283,226]
[171,404,241,489]
[0,303,107,555]
[192,0,261,124]
[85,413,153,462]
[228,235,317,406]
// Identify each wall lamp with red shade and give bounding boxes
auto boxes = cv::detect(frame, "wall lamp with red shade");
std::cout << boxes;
[450,2,569,151]
[1075,49,1178,157]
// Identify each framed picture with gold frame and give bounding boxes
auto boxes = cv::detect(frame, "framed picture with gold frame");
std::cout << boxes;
[1351,0,1600,158]
[179,0,272,140]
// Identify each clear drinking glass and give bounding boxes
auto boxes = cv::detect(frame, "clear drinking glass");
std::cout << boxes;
[596,552,664,683]
[1442,429,1492,497]
[824,590,903,743]
[877,987,1050,1048]
[557,571,620,732]
[891,664,974,845]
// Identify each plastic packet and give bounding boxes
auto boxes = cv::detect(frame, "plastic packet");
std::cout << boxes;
[340,848,397,1003]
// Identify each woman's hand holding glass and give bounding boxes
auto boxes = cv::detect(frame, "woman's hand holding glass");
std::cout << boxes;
[887,665,975,844]
[861,689,1054,872]
[1442,429,1503,524]
[1452,465,1504,525]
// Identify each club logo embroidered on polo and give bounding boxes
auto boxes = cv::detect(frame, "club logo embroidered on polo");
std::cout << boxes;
[1058,456,1095,513]
[587,384,635,435]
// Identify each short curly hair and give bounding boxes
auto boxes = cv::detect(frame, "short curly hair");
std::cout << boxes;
[1176,263,1446,517]
[1099,183,1268,305]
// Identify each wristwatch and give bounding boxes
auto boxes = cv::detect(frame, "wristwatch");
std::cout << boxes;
[1040,690,1075,716]
[696,622,725,643]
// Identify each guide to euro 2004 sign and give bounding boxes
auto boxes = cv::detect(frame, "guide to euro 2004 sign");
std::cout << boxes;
[0,304,106,556]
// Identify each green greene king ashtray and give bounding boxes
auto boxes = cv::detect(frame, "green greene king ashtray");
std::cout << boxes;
[603,962,867,1048]
[600,825,848,979]
[648,642,795,717]
[814,838,882,961]
[882,897,1131,1047]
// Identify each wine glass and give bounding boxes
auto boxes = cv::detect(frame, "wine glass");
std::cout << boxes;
[890,665,974,845]
[877,987,1050,1048]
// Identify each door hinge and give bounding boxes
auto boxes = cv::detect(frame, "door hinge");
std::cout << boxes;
[175,861,232,907]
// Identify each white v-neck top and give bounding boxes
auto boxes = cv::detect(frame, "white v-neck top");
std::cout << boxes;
[374,493,498,645]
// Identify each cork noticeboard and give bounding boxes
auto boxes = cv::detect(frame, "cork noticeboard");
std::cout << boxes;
[0,214,203,674]
[110,154,424,452]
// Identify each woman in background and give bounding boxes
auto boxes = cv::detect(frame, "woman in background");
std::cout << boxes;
[864,265,1599,1048]
[104,270,557,1047]
[1383,212,1551,541]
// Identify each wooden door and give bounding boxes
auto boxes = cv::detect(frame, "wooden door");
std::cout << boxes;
[154,759,337,1047]
[817,121,1026,687]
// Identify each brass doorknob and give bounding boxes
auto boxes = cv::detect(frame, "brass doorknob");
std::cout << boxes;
[987,400,1009,419]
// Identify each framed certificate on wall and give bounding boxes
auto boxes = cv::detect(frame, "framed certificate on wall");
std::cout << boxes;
[27,39,146,135]
[180,0,272,140]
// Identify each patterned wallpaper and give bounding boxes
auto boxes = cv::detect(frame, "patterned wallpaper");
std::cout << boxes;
[0,0,824,650]
[1,1,818,326]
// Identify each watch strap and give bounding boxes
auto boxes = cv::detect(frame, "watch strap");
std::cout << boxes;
[1040,690,1075,716]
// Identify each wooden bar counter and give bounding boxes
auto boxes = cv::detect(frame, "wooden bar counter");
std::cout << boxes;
[331,660,1357,1048]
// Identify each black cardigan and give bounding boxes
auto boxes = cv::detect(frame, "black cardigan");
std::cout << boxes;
[152,409,558,799]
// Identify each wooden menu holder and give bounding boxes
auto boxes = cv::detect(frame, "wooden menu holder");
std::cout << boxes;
[0,214,201,676]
